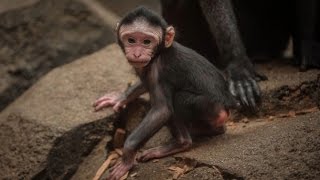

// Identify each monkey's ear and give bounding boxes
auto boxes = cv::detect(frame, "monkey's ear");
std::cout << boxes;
[165,26,175,48]
[114,22,120,32]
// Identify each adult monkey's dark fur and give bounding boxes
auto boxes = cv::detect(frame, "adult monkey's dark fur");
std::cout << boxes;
[232,0,320,69]
[161,0,320,110]
[93,7,235,180]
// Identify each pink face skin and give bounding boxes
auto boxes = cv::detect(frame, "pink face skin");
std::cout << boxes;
[119,20,163,68]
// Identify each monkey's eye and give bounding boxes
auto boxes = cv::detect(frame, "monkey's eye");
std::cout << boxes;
[143,39,151,45]
[128,38,136,44]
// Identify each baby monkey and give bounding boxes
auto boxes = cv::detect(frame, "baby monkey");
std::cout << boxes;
[93,7,235,180]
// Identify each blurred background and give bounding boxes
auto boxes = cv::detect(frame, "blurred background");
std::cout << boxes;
[0,0,160,111]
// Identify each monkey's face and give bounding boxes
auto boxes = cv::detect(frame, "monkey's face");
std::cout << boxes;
[118,20,163,68]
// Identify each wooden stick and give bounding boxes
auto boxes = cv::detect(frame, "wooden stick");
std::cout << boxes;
[92,153,119,180]
[113,128,126,148]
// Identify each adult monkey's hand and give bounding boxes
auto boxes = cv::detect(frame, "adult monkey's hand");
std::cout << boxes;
[226,57,267,111]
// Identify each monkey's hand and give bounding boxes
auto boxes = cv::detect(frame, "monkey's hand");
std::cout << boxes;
[107,161,133,180]
[226,60,267,111]
[93,92,127,112]
[107,149,135,180]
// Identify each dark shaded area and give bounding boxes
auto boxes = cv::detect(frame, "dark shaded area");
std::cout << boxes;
[160,0,219,66]
[232,0,320,70]
[232,0,291,58]
[32,116,116,180]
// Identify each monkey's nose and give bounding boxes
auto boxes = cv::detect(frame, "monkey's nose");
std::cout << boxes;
[134,53,141,58]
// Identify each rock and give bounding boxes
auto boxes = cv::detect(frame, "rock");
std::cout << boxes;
[114,112,320,180]
[0,0,48,28]
[0,0,115,111]
[0,44,136,179]
[181,166,223,180]
[257,61,320,116]
[182,112,320,179]
[71,136,111,180]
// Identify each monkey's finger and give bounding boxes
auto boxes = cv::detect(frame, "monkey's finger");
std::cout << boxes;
[236,82,249,107]
[93,98,109,107]
[108,161,120,172]
[94,100,112,108]
[94,101,114,111]
[249,78,261,99]
[113,102,127,112]
[93,97,112,106]
[108,164,127,180]
[113,106,121,113]
[254,71,268,81]
[228,80,237,97]
[244,81,256,110]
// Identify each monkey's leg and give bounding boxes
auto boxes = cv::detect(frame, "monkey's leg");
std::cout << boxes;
[174,92,229,137]
[189,107,229,137]
[136,118,192,162]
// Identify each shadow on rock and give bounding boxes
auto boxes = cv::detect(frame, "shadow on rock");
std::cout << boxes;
[32,116,116,180]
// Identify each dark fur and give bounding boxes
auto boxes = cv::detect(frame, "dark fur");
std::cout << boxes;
[161,0,219,66]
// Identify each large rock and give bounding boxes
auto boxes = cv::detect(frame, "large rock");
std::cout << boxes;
[181,112,320,179]
[0,44,136,179]
[119,111,320,180]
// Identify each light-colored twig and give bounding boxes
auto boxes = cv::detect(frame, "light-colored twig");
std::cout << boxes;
[92,152,119,180]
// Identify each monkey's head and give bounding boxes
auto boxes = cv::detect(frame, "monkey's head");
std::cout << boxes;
[117,7,175,68]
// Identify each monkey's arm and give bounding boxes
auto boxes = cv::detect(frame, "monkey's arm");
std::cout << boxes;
[108,84,172,180]
[199,0,267,111]
[93,80,146,112]
[123,80,147,102]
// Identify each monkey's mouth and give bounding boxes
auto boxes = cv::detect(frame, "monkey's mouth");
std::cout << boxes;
[128,60,149,67]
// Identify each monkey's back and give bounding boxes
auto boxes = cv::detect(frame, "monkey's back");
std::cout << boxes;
[160,42,236,108]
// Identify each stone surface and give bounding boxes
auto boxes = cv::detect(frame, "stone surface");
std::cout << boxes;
[0,0,48,28]
[257,61,320,116]
[0,44,136,179]
[0,0,116,111]
[257,60,319,91]
[111,112,320,180]
[181,112,320,179]
[0,0,40,14]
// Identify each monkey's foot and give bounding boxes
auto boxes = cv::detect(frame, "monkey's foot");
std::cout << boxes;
[107,161,133,180]
[137,141,192,162]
